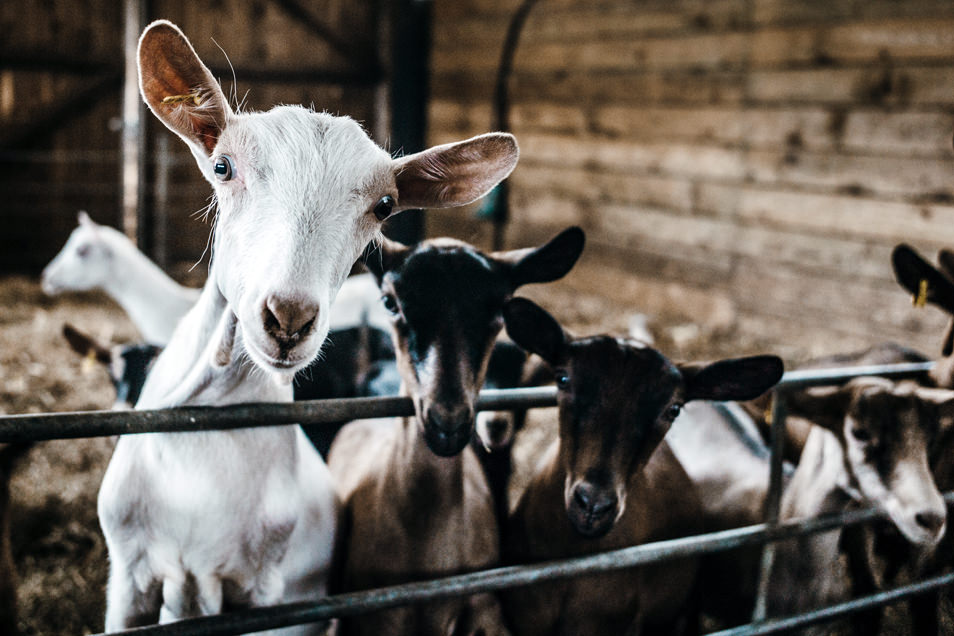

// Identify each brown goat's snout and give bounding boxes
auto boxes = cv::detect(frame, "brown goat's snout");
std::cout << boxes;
[262,294,318,349]
[568,481,619,539]
[422,403,474,458]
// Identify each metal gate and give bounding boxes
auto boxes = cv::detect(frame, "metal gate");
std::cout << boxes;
[0,362,949,636]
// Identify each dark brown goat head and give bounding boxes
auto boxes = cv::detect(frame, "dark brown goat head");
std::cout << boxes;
[503,297,784,539]
[363,227,585,457]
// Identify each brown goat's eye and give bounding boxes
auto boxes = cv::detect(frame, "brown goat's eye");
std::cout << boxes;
[213,155,235,181]
[373,195,395,221]
[381,293,400,316]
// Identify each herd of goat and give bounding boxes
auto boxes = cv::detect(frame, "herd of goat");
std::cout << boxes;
[3,18,954,636]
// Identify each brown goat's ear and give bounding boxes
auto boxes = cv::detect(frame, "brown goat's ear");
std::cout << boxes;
[785,384,850,434]
[680,355,784,403]
[393,133,518,210]
[892,244,954,315]
[490,226,585,289]
[62,324,112,366]
[138,20,231,160]
[503,298,567,367]
[361,238,412,283]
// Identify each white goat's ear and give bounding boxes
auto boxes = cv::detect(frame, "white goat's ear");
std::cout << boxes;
[138,20,231,165]
[393,133,518,210]
[77,210,94,227]
[212,310,238,368]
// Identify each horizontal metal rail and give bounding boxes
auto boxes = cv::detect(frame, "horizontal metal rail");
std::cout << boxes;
[711,571,954,636]
[0,387,558,443]
[93,492,954,636]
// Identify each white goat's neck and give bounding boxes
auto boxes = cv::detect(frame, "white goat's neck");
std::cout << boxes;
[135,261,289,411]
[781,427,854,521]
[97,228,197,345]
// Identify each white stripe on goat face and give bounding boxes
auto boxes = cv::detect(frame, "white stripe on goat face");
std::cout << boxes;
[211,107,394,379]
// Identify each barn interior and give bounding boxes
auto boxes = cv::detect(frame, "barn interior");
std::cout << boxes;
[3,1,954,634]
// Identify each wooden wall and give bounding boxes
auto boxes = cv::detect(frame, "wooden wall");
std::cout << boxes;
[427,0,954,356]
[0,0,379,278]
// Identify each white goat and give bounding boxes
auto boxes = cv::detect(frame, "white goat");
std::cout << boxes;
[97,20,517,632]
[42,212,392,347]
[41,211,199,346]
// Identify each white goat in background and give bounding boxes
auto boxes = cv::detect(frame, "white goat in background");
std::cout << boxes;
[41,211,199,346]
[41,212,392,347]
[97,20,517,632]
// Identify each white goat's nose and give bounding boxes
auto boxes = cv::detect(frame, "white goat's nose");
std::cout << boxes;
[263,294,319,343]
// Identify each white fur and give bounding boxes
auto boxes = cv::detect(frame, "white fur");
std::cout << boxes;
[41,212,199,346]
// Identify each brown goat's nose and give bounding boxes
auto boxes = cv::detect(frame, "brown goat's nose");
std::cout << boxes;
[573,482,617,517]
[263,295,318,344]
[915,510,946,536]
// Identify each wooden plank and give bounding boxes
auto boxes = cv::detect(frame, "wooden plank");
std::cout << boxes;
[842,111,954,158]
[516,132,751,180]
[435,31,752,74]
[824,19,954,64]
[744,149,954,198]
[696,184,954,245]
[510,164,695,212]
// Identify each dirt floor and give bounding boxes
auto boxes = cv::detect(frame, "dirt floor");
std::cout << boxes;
[0,274,944,634]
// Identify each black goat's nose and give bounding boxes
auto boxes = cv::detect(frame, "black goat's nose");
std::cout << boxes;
[573,483,616,517]
[915,510,946,535]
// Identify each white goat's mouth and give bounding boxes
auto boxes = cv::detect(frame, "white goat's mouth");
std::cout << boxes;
[243,335,317,376]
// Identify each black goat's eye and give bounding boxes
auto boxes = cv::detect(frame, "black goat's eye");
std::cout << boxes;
[851,427,871,442]
[381,294,400,316]
[555,371,570,389]
[665,404,682,421]
[213,155,235,181]
[373,195,395,221]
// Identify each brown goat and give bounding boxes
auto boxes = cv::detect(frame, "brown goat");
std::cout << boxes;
[327,229,584,635]
[500,298,784,635]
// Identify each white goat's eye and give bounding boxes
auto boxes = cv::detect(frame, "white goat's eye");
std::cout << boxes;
[77,244,91,258]
[213,155,235,181]
[373,195,395,221]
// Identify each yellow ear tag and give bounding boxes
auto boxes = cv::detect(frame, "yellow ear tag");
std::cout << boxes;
[764,408,773,426]
[82,349,97,375]
[161,92,201,106]
[914,279,929,308]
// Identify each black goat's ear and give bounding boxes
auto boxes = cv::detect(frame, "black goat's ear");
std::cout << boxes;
[361,238,412,283]
[679,355,784,403]
[503,298,568,366]
[62,323,112,365]
[490,226,585,289]
[892,244,954,314]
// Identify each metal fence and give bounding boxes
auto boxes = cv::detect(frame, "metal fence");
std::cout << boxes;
[0,362,949,636]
